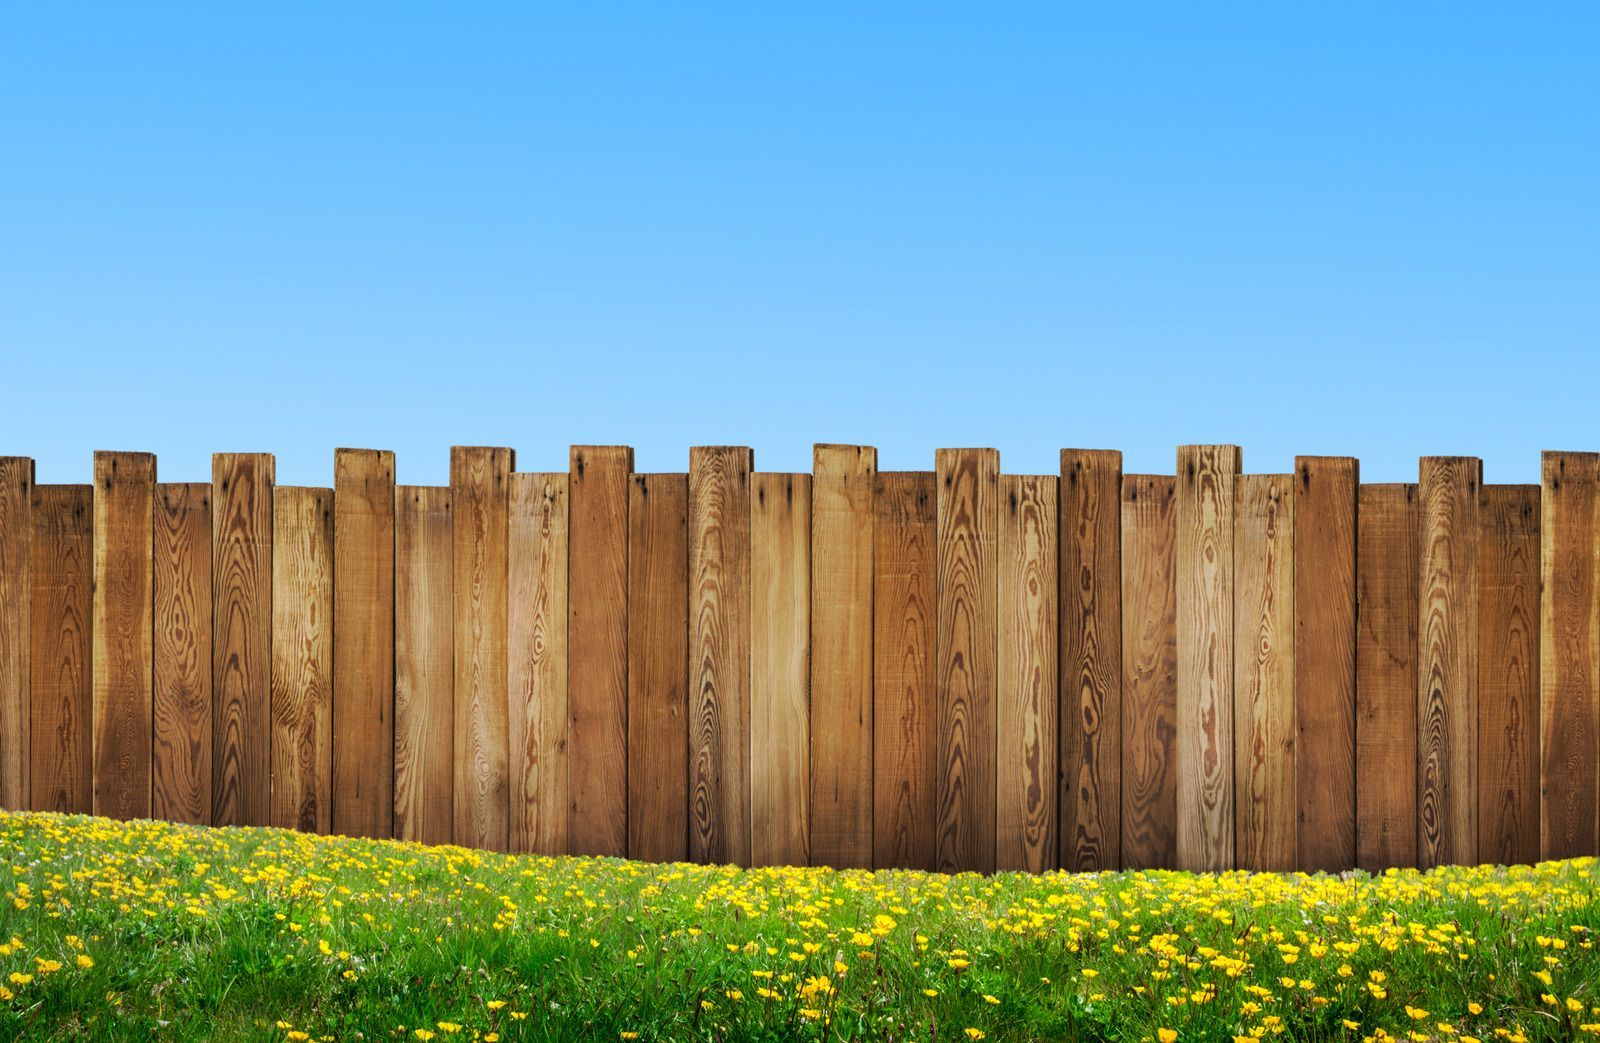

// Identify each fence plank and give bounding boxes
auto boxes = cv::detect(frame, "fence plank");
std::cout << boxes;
[751,473,811,867]
[1232,474,1295,871]
[333,449,395,838]
[394,486,454,846]
[153,483,212,824]
[452,446,513,851]
[29,484,90,814]
[627,473,687,862]
[0,458,31,810]
[936,447,999,874]
[1356,484,1419,871]
[1540,452,1599,859]
[213,452,274,827]
[92,452,155,819]
[1479,484,1540,866]
[1059,450,1122,871]
[1176,445,1239,871]
[510,473,569,854]
[270,487,333,833]
[568,446,632,857]
[810,445,876,868]
[689,446,753,864]
[1294,456,1358,871]
[1417,456,1481,867]
[1121,475,1178,869]
[872,472,937,870]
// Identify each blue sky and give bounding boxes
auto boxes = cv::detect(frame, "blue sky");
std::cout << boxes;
[2,4,1596,486]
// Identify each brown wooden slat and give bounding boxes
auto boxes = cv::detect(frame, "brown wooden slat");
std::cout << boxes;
[29,484,90,814]
[93,452,154,819]
[0,458,31,810]
[510,473,568,854]
[627,473,687,862]
[212,452,274,827]
[1121,475,1178,869]
[1479,484,1540,866]
[270,487,333,833]
[394,486,453,846]
[153,483,212,824]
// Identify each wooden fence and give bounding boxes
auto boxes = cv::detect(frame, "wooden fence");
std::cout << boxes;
[0,445,1589,874]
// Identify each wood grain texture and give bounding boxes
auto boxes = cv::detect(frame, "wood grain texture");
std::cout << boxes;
[1175,445,1239,871]
[998,473,1058,872]
[29,484,90,814]
[568,446,632,857]
[270,487,333,834]
[153,483,212,824]
[688,446,752,865]
[93,452,154,820]
[935,448,999,874]
[1121,475,1178,869]
[510,473,568,854]
[1417,456,1481,868]
[333,449,395,838]
[1540,452,1599,860]
[1059,450,1122,871]
[212,453,274,827]
[872,472,937,870]
[452,447,513,852]
[751,472,811,867]
[810,444,876,868]
[627,474,687,863]
[0,458,32,810]
[1232,474,1295,872]
[1356,484,1419,871]
[1478,484,1540,866]
[394,486,454,846]
[1294,456,1358,871]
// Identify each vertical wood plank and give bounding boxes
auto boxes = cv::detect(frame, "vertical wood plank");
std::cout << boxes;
[1059,450,1122,871]
[1479,484,1540,866]
[1232,473,1295,872]
[270,487,333,834]
[1417,456,1481,867]
[1121,475,1178,869]
[29,484,90,814]
[935,447,999,874]
[394,486,454,846]
[810,445,876,868]
[568,446,632,857]
[0,458,32,810]
[153,483,212,824]
[509,473,569,854]
[452,446,513,852]
[688,446,752,865]
[1176,444,1239,871]
[872,472,937,871]
[751,472,811,867]
[1356,484,1419,871]
[627,474,687,862]
[212,452,274,827]
[93,452,155,820]
[333,449,395,838]
[1294,456,1358,871]
[998,473,1058,872]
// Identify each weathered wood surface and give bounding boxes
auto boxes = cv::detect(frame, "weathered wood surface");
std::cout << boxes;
[93,452,154,820]
[1479,484,1540,866]
[1120,475,1178,869]
[627,474,687,863]
[153,483,211,824]
[510,473,569,854]
[270,487,333,834]
[0,459,31,811]
[212,452,274,827]
[394,486,454,846]
[30,484,91,815]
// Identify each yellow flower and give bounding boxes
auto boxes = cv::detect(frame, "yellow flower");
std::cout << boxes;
[1159,1030,1179,1043]
[413,1033,435,1042]
[620,1035,639,1041]
[924,988,939,997]
[76,955,94,969]
[964,1031,986,1041]
[948,957,970,970]
[984,994,1000,1005]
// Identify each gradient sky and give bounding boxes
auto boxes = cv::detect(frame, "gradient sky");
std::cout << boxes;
[3,4,1597,486]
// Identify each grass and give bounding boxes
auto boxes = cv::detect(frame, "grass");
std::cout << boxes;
[0,812,1596,1042]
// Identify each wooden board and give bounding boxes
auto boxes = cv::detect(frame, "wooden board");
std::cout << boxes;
[29,484,91,814]
[1417,456,1480,867]
[333,449,395,838]
[509,473,569,854]
[1294,456,1358,871]
[935,447,999,874]
[451,446,513,852]
[568,446,632,857]
[1540,452,1599,859]
[997,473,1058,872]
[688,446,752,865]
[1478,484,1540,866]
[1356,484,1419,871]
[1121,475,1178,869]
[153,483,212,824]
[810,445,875,868]
[213,452,274,827]
[872,472,937,870]
[270,487,333,833]
[1059,450,1122,871]
[394,486,454,846]
[0,458,32,810]
[627,474,687,863]
[1232,474,1295,872]
[1175,445,1239,871]
[93,452,154,819]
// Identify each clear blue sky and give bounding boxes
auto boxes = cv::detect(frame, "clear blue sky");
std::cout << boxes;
[3,4,1596,486]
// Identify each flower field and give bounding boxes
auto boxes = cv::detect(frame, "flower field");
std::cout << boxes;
[0,813,1596,1042]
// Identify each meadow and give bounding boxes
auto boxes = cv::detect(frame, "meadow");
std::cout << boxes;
[0,811,1595,1042]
